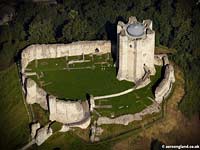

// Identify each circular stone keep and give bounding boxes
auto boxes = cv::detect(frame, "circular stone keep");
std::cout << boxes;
[127,23,145,37]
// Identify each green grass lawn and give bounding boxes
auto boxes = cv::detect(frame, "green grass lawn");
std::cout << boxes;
[26,57,67,72]
[95,66,162,117]
[37,68,133,99]
[27,54,134,99]
[0,65,30,150]
[35,132,112,150]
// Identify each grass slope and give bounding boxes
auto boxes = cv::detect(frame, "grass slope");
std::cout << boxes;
[37,132,112,150]
[0,65,29,149]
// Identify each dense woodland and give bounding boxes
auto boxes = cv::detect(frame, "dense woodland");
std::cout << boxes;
[0,0,200,118]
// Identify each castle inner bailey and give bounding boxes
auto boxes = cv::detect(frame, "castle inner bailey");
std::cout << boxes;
[117,16,155,83]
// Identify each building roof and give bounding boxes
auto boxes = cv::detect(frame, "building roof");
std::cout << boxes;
[126,23,145,37]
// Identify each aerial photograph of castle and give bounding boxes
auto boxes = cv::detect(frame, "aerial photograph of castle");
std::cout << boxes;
[0,0,200,150]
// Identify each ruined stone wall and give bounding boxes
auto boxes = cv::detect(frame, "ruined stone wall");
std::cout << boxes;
[25,80,91,128]
[25,78,48,110]
[97,102,160,125]
[155,64,175,103]
[21,41,106,129]
[48,95,90,128]
[21,40,111,73]
[154,54,169,66]
[153,54,175,103]
[35,123,52,146]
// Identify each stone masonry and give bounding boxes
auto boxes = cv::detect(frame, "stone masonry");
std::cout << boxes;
[25,78,48,110]
[21,41,111,74]
[117,16,155,83]
[35,123,52,146]
[155,64,175,103]
[48,95,90,128]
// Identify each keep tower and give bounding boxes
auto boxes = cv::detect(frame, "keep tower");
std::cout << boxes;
[117,16,156,83]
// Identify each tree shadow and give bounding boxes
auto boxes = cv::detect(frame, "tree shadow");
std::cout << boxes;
[105,21,117,62]
[56,97,79,102]
[105,16,127,76]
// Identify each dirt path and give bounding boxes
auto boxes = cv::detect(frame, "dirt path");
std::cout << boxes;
[113,65,200,150]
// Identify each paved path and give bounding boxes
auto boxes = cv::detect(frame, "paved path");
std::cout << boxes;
[94,88,135,100]
[95,105,112,108]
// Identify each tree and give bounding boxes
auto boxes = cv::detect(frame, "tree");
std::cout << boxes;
[62,10,95,42]
[28,17,55,44]
[0,25,12,43]
[0,41,16,69]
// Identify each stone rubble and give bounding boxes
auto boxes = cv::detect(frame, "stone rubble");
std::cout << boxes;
[155,64,175,103]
